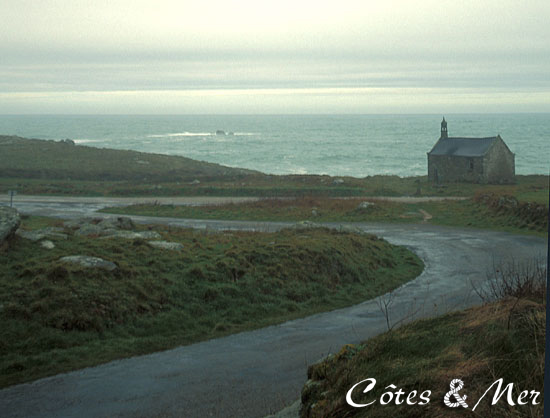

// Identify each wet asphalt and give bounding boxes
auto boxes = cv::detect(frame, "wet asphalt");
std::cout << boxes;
[0,197,546,418]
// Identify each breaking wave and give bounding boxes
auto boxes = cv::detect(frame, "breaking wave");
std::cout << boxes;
[147,132,258,138]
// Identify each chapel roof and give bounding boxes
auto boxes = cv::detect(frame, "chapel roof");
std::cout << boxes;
[428,136,500,157]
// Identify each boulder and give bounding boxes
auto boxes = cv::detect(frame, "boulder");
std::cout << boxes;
[40,240,55,249]
[290,221,323,230]
[63,217,160,240]
[148,240,184,251]
[0,206,21,248]
[338,225,364,234]
[357,201,374,210]
[102,230,161,240]
[63,218,95,230]
[60,255,117,271]
[97,216,135,231]
[116,216,135,230]
[74,223,113,236]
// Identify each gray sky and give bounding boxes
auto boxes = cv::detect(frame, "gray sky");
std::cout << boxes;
[1,0,549,114]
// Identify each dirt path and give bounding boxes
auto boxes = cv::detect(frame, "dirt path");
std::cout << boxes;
[0,201,544,418]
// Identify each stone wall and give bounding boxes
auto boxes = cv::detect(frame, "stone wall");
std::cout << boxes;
[483,137,515,184]
[428,154,484,183]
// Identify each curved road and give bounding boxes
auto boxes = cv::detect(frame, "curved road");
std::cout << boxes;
[0,197,546,418]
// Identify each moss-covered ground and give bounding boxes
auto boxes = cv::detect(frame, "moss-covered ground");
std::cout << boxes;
[0,217,423,388]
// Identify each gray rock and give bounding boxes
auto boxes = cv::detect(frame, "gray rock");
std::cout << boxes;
[115,216,135,230]
[60,255,117,271]
[338,225,364,234]
[63,218,94,230]
[290,221,323,230]
[311,209,318,217]
[332,178,344,185]
[0,206,20,246]
[102,230,161,240]
[94,216,136,231]
[64,217,157,239]
[74,223,109,236]
[357,201,374,210]
[16,227,67,241]
[66,217,135,234]
[40,240,55,249]
[147,240,184,251]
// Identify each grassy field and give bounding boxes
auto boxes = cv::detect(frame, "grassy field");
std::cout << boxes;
[300,255,546,418]
[0,135,256,182]
[103,193,549,237]
[0,216,423,388]
[1,135,547,200]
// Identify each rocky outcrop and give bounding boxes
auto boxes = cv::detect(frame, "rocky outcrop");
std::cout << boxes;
[16,227,67,241]
[290,221,324,230]
[64,216,135,233]
[74,223,114,236]
[147,240,184,251]
[60,255,117,271]
[64,216,155,239]
[0,206,20,249]
[102,230,161,240]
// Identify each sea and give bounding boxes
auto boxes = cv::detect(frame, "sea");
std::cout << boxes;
[0,114,548,177]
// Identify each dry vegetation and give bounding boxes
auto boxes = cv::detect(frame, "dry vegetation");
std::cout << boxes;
[299,259,546,418]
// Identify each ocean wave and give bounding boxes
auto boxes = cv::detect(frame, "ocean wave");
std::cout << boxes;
[147,132,214,138]
[147,132,258,138]
[73,139,105,144]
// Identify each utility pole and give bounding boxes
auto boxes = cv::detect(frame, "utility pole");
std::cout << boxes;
[8,190,17,207]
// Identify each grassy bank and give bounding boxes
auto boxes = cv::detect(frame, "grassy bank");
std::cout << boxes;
[300,257,546,418]
[300,298,544,417]
[0,217,423,388]
[103,193,548,237]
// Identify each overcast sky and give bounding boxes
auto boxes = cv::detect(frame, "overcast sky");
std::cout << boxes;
[1,0,549,114]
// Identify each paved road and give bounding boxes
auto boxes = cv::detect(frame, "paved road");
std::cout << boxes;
[0,198,546,418]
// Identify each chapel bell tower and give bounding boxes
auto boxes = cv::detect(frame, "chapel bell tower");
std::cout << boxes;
[441,117,448,139]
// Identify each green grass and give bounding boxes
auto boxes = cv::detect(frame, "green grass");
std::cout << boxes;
[1,135,548,200]
[0,135,256,182]
[0,218,423,388]
[300,298,545,417]
[103,194,548,237]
